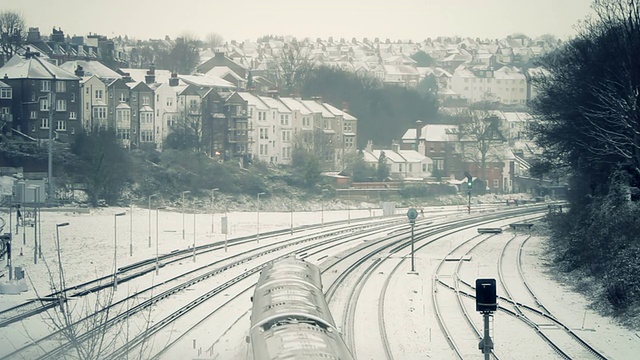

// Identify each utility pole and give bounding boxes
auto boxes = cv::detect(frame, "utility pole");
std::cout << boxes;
[48,85,56,204]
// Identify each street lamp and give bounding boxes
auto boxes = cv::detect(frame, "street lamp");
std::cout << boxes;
[55,221,69,312]
[28,186,39,264]
[148,194,158,248]
[257,192,265,243]
[155,206,166,275]
[321,189,329,228]
[192,210,196,262]
[210,188,219,233]
[181,191,191,239]
[48,89,56,204]
[113,212,126,291]
[348,187,351,224]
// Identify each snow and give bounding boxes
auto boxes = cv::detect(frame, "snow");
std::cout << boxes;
[1,204,639,359]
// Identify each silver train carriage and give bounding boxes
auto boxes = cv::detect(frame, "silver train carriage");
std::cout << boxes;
[249,258,354,360]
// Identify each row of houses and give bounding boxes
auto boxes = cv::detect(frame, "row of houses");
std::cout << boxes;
[0,50,358,169]
[13,27,553,113]
[354,110,537,194]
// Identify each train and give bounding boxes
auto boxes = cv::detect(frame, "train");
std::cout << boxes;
[249,257,354,360]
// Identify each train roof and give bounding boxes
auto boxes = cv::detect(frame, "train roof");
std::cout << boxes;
[251,322,355,360]
[251,279,336,330]
[255,258,323,292]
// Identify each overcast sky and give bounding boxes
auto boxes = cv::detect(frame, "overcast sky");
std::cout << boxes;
[10,0,593,42]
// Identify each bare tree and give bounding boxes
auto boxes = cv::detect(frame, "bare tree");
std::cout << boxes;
[0,11,25,63]
[205,32,224,50]
[276,40,315,95]
[457,108,507,185]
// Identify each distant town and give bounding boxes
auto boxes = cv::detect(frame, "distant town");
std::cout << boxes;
[0,21,556,194]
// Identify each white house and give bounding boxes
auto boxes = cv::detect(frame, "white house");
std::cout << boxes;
[79,75,108,131]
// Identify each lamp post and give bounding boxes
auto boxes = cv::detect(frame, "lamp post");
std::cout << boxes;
[129,203,133,256]
[148,194,158,248]
[28,186,38,264]
[210,188,219,234]
[55,221,69,312]
[113,212,126,291]
[348,187,351,224]
[155,206,166,275]
[48,88,56,204]
[181,191,190,240]
[321,189,329,228]
[257,192,265,243]
[192,210,197,262]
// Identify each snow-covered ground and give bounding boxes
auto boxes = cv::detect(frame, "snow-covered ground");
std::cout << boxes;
[1,203,639,359]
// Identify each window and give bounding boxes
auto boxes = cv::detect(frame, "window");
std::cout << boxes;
[56,81,66,93]
[56,120,67,131]
[40,118,50,129]
[92,107,107,119]
[493,179,499,188]
[167,114,176,127]
[41,80,51,92]
[0,88,12,99]
[344,122,352,132]
[422,164,427,172]
[399,164,403,172]
[117,109,130,123]
[140,130,154,142]
[119,93,127,102]
[143,96,150,105]
[140,112,153,124]
[95,90,103,100]
[30,111,37,119]
[40,98,50,111]
[166,97,173,107]
[71,93,76,102]
[56,99,67,111]
[1,107,8,114]
[409,164,413,172]
[345,137,354,148]
[69,111,77,119]
[117,128,130,140]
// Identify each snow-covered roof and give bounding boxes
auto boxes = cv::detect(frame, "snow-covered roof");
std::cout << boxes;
[178,74,235,89]
[322,103,357,121]
[257,95,291,113]
[59,60,121,80]
[1,54,79,80]
[398,150,431,163]
[300,100,334,118]
[279,97,312,115]
[236,92,268,110]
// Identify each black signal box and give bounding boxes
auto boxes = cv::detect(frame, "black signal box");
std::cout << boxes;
[476,278,497,312]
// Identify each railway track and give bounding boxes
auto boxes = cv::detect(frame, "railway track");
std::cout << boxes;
[433,218,609,360]
[2,217,403,359]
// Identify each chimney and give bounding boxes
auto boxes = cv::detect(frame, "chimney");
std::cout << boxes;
[415,120,423,152]
[27,27,41,42]
[366,140,373,153]
[145,63,156,84]
[169,73,179,86]
[391,140,399,153]
[75,65,85,77]
[311,96,323,104]
[122,72,133,83]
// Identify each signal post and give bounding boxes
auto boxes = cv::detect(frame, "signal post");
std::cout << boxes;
[476,278,497,360]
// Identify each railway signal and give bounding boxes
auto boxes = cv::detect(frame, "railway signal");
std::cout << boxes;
[465,172,473,214]
[407,208,418,273]
[476,278,497,360]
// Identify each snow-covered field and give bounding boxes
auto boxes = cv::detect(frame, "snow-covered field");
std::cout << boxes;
[1,204,639,359]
